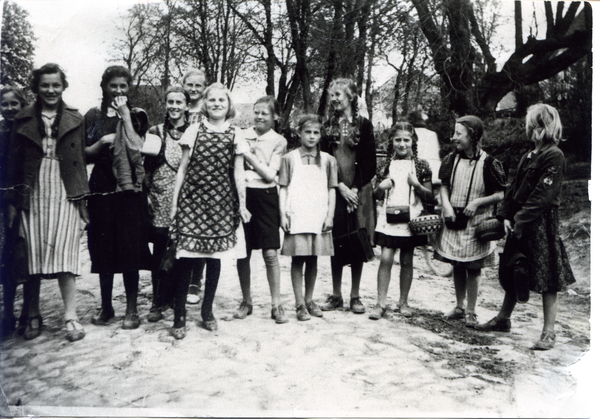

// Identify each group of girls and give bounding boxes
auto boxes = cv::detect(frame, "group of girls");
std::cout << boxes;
[0,63,574,351]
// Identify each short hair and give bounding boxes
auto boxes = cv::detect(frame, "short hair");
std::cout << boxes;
[0,85,28,107]
[387,122,418,158]
[100,65,132,91]
[30,63,68,94]
[526,103,563,145]
[165,86,190,104]
[254,95,281,118]
[201,82,236,120]
[182,68,206,85]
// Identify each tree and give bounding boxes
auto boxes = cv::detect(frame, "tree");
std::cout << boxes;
[1,1,36,89]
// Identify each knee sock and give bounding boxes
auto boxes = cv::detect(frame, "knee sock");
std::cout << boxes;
[122,271,139,313]
[201,259,221,320]
[99,273,114,311]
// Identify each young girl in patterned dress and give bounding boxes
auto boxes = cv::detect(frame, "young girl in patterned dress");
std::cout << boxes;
[279,114,337,321]
[369,123,435,320]
[233,96,289,324]
[144,87,190,322]
[169,83,251,339]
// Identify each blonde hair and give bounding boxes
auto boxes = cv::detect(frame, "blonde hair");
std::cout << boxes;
[182,68,206,85]
[526,103,563,145]
[201,82,236,120]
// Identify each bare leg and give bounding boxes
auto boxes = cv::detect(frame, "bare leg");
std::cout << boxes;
[398,247,415,307]
[304,256,318,303]
[57,273,78,321]
[541,292,558,333]
[452,266,467,309]
[465,268,481,313]
[263,249,281,307]
[236,251,253,305]
[376,247,395,306]
[291,257,305,306]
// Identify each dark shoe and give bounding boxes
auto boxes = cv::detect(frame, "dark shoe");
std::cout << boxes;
[350,297,366,314]
[465,312,478,328]
[474,316,511,332]
[306,301,323,318]
[233,300,253,319]
[201,315,218,332]
[65,319,86,342]
[91,307,115,325]
[444,306,465,320]
[369,304,385,320]
[171,327,186,339]
[147,306,163,323]
[532,331,556,350]
[122,312,140,330]
[271,306,289,324]
[296,304,311,321]
[16,316,27,335]
[321,295,343,311]
[24,315,43,341]
[0,315,16,337]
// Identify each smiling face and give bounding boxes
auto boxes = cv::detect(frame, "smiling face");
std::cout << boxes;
[253,102,276,136]
[0,92,23,121]
[184,74,205,104]
[38,73,65,110]
[204,88,229,123]
[392,131,413,159]
[299,122,321,151]
[452,123,473,154]
[166,91,188,124]
[328,86,352,114]
[105,76,130,104]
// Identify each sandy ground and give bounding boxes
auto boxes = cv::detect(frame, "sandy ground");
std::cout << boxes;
[0,180,592,417]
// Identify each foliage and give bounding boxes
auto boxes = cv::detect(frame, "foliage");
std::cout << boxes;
[0,1,36,89]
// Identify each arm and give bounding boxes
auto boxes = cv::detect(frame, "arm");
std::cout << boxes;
[170,146,190,220]
[85,134,115,159]
[439,184,455,221]
[408,171,435,204]
[279,186,289,233]
[463,190,504,217]
[242,139,285,183]
[322,187,336,232]
[234,154,251,223]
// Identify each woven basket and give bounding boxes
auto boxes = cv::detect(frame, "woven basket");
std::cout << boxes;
[409,214,442,235]
[475,217,505,242]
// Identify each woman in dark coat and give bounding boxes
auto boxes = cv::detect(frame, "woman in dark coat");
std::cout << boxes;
[476,104,576,351]
[320,78,376,314]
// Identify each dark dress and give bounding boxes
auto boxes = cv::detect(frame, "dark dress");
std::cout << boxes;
[85,107,151,274]
[497,144,575,293]
[322,116,377,253]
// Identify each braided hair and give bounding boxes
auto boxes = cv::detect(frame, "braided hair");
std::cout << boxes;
[99,66,132,113]
[324,78,361,147]
[30,63,68,139]
[377,122,419,183]
[162,86,191,143]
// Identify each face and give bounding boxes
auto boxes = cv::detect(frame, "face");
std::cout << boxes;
[452,123,473,153]
[253,102,276,135]
[105,76,130,103]
[166,92,188,123]
[38,73,64,109]
[205,88,229,122]
[299,122,321,150]
[392,132,413,159]
[184,74,205,103]
[0,92,23,121]
[329,86,352,113]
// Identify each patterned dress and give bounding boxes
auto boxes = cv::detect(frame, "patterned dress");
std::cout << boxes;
[20,113,83,277]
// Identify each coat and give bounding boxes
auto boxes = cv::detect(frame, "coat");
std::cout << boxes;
[6,102,90,210]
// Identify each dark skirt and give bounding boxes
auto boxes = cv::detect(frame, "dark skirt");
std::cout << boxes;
[243,187,280,250]
[521,206,575,293]
[332,183,376,246]
[375,232,427,249]
[87,190,152,274]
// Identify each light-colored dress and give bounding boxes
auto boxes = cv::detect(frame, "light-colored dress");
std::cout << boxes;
[20,113,83,277]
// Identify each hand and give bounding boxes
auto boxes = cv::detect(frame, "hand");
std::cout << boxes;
[112,95,129,116]
[346,202,357,213]
[442,205,456,222]
[78,200,90,225]
[377,179,394,191]
[463,200,480,217]
[7,204,16,229]
[100,133,115,147]
[170,205,178,220]
[339,184,359,208]
[503,219,513,236]
[407,172,420,188]
[240,207,252,223]
[512,221,523,240]
[322,216,334,232]
[280,214,290,233]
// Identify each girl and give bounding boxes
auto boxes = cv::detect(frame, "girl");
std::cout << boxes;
[0,85,28,336]
[279,114,337,321]
[233,96,288,323]
[6,64,90,341]
[181,68,207,304]
[434,116,506,327]
[144,86,190,322]
[321,78,376,314]
[85,65,152,330]
[369,123,435,320]
[476,104,575,350]
[169,82,251,339]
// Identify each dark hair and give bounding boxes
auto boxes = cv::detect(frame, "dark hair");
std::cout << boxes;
[165,86,191,105]
[378,122,419,183]
[0,85,28,107]
[456,115,484,150]
[254,95,281,132]
[161,86,190,145]
[100,65,132,112]
[296,114,323,167]
[30,63,68,94]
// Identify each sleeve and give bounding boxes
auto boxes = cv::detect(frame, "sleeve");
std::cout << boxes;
[234,127,250,155]
[438,153,456,188]
[327,155,339,188]
[179,123,199,155]
[514,149,565,227]
[268,136,287,175]
[497,154,526,221]
[488,158,507,193]
[352,117,377,189]
[278,154,292,187]
[416,158,432,184]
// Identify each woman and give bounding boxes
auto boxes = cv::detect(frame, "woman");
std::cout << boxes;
[476,104,575,350]
[434,115,506,327]
[321,78,376,314]
[85,65,152,330]
[6,64,89,341]
[0,85,29,336]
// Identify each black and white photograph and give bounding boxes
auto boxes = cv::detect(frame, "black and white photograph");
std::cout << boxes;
[0,0,594,416]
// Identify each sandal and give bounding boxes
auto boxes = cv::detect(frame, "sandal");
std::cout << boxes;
[444,306,465,320]
[65,319,86,342]
[398,304,413,318]
[369,304,386,320]
[532,331,556,350]
[24,315,43,341]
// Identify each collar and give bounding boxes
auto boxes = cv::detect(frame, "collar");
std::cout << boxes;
[298,148,317,158]
[244,128,277,141]
[203,119,230,132]
[457,150,482,161]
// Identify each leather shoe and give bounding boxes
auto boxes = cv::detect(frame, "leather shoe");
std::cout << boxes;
[122,312,140,330]
[296,304,311,321]
[201,314,218,331]
[147,306,163,322]
[171,327,186,339]
[474,316,511,332]
[306,301,323,317]
[369,304,385,320]
[233,300,253,319]
[271,306,289,324]
[91,307,115,325]
[532,331,555,350]
[465,312,478,328]
[321,295,343,311]
[350,297,366,314]
[444,306,465,320]
[24,315,43,341]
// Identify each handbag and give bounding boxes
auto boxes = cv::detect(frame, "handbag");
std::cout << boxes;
[158,240,177,275]
[498,233,530,303]
[409,213,442,235]
[475,216,505,242]
[444,155,479,230]
[386,206,410,224]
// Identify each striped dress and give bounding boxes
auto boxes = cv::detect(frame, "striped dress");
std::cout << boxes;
[20,112,83,277]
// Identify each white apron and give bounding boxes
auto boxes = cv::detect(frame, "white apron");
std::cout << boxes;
[286,150,329,234]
